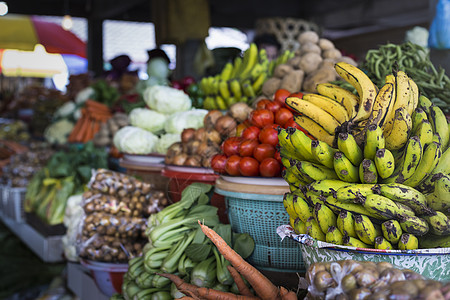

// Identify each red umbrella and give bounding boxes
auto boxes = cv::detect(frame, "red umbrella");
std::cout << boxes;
[0,14,86,58]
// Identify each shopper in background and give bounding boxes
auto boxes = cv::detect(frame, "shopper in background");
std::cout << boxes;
[253,33,281,61]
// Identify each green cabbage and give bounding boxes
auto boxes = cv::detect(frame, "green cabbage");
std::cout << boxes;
[113,126,158,154]
[164,109,208,134]
[129,108,167,134]
[155,133,181,154]
[143,85,192,114]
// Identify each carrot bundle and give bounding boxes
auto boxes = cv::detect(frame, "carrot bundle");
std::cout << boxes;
[68,100,112,143]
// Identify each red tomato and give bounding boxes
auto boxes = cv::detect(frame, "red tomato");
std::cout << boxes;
[249,109,274,128]
[259,125,279,147]
[274,89,291,107]
[265,101,281,114]
[211,154,227,174]
[239,157,260,177]
[235,122,250,137]
[241,126,261,140]
[289,92,304,98]
[222,137,242,157]
[225,155,242,176]
[253,143,276,162]
[274,150,282,164]
[259,158,281,177]
[239,139,260,157]
[255,99,271,110]
[275,108,294,127]
[284,117,302,130]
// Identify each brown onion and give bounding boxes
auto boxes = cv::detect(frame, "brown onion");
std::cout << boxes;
[181,128,196,143]
[228,102,253,123]
[186,140,201,155]
[184,155,202,167]
[214,115,237,138]
[194,127,206,141]
[204,110,223,130]
[172,153,188,165]
[205,129,222,145]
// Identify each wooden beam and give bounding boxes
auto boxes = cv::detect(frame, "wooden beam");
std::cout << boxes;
[87,16,104,77]
[91,0,148,20]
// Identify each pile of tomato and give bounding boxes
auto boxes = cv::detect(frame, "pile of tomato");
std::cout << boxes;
[211,89,304,177]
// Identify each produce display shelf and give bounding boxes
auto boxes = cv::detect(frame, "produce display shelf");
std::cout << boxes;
[0,213,64,263]
[67,262,110,300]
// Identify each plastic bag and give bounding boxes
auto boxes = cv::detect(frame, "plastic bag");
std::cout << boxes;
[428,0,450,49]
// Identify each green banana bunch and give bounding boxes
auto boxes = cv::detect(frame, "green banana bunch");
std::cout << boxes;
[398,215,429,236]
[423,211,450,235]
[338,132,364,166]
[361,194,415,220]
[296,160,338,182]
[354,214,378,245]
[374,148,396,179]
[398,233,419,250]
[311,139,337,169]
[314,202,337,234]
[336,210,358,238]
[359,159,378,184]
[374,236,394,250]
[376,183,429,215]
[307,179,351,197]
[381,219,402,244]
[333,151,360,183]
[326,226,344,245]
[335,183,375,203]
[305,216,326,241]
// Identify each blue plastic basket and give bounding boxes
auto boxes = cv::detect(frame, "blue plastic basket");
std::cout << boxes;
[215,187,305,272]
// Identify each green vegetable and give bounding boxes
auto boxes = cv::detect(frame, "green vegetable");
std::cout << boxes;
[160,231,196,273]
[113,126,159,154]
[136,272,155,289]
[164,109,208,134]
[143,85,192,114]
[190,255,217,288]
[129,108,167,134]
[155,133,181,155]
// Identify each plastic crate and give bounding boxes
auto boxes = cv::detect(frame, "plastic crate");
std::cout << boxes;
[215,179,305,272]
[5,186,26,223]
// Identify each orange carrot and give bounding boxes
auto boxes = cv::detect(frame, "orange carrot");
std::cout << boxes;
[227,266,254,297]
[198,221,280,300]
[157,273,260,300]
[85,99,110,111]
[82,117,95,143]
[74,115,90,142]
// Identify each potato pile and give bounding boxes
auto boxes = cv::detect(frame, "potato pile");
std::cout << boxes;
[305,260,450,300]
[93,112,129,147]
[78,169,170,263]
[262,30,358,97]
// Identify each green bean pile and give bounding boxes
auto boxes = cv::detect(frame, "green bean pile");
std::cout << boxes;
[360,42,450,110]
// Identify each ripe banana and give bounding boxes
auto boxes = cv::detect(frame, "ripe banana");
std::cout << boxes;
[414,119,434,147]
[252,72,267,94]
[292,193,314,223]
[376,183,429,215]
[374,236,394,250]
[336,210,358,238]
[316,82,359,119]
[366,81,395,128]
[277,128,304,161]
[215,95,227,110]
[281,168,303,189]
[302,93,350,124]
[419,147,450,192]
[326,226,344,245]
[337,132,364,166]
[289,216,296,229]
[333,151,360,183]
[218,79,231,100]
[242,80,256,98]
[219,62,233,81]
[429,105,449,150]
[383,71,411,135]
[283,192,298,219]
[403,141,441,189]
[354,214,378,245]
[397,233,419,250]
[411,107,429,134]
[293,217,308,234]
[238,43,258,80]
[425,174,450,213]
[229,79,243,100]
[307,179,352,197]
[323,195,380,219]
[314,202,337,234]
[381,220,403,244]
[305,216,326,241]
[343,235,371,248]
[363,124,385,161]
[296,160,338,182]
[288,127,317,162]
[408,77,419,116]
[229,57,242,79]
[285,97,340,135]
[384,107,412,150]
[359,159,378,184]
[335,183,375,203]
[374,148,396,179]
[334,62,378,122]
[423,210,450,236]
[311,139,338,169]
[398,215,429,236]
[361,194,416,221]
[384,136,423,184]
[293,115,335,147]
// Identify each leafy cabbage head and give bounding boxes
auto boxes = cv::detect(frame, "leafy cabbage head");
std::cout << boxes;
[155,133,181,154]
[143,85,192,114]
[129,108,167,134]
[164,109,208,134]
[113,126,158,154]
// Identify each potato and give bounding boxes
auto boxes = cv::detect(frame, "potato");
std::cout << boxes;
[298,30,319,45]
[279,69,304,93]
[299,52,323,74]
[300,42,321,55]
[287,56,302,69]
[302,65,337,93]
[323,48,342,60]
[318,38,335,51]
[262,77,281,97]
[273,64,293,78]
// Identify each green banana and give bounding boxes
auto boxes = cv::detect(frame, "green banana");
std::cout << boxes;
[229,79,243,100]
[277,128,304,161]
[219,62,233,81]
[424,174,450,213]
[218,79,231,100]
[363,124,385,160]
[307,179,352,197]
[354,214,378,245]
[374,148,396,179]
[335,183,375,203]
[281,168,302,189]
[252,72,267,93]
[359,159,378,184]
[381,220,402,244]
[288,127,317,162]
[229,56,242,79]
[293,217,308,234]
[361,194,416,221]
[314,202,337,234]
[398,215,429,236]
[296,160,338,182]
[428,105,449,150]
[423,211,450,235]
[337,132,364,166]
[333,151,360,183]
[242,80,256,98]
[326,225,344,245]
[418,234,450,248]
[311,139,338,169]
[376,183,430,215]
[414,119,434,147]
[305,216,326,241]
[419,146,450,192]
[336,210,358,238]
[238,43,258,80]
[374,236,394,250]
[323,195,380,219]
[283,192,298,219]
[342,235,371,248]
[292,193,314,223]
[411,107,429,134]
[403,141,441,188]
[397,233,419,250]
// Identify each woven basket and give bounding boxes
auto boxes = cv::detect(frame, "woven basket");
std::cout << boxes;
[255,17,320,52]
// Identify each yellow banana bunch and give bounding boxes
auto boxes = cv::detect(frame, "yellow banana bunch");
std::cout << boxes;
[302,93,350,124]
[307,179,352,197]
[384,107,412,150]
[333,151,360,183]
[398,215,429,236]
[293,115,335,147]
[365,79,396,129]
[363,124,385,161]
[398,233,419,250]
[359,159,378,184]
[316,82,359,119]
[326,226,344,245]
[381,220,402,244]
[313,202,337,234]
[374,236,394,250]
[374,148,396,179]
[305,217,326,241]
[336,210,358,238]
